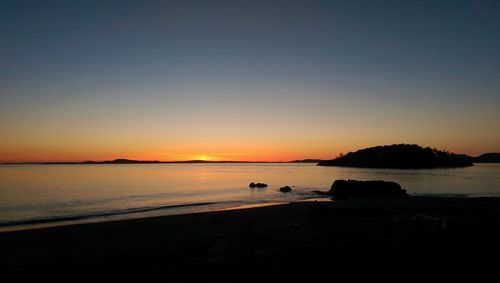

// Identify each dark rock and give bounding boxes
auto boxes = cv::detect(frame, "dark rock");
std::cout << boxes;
[249,182,268,188]
[326,179,406,199]
[279,186,292,193]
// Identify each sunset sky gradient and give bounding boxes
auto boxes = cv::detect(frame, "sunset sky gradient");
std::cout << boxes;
[1,0,499,162]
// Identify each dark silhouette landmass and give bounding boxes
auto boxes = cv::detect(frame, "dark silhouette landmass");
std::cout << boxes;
[318,144,473,169]
[3,151,499,165]
[3,159,284,165]
[473,153,500,163]
[82,159,272,164]
[321,179,407,199]
[290,159,325,163]
[82,159,161,164]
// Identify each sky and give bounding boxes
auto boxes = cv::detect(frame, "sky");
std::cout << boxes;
[1,0,499,162]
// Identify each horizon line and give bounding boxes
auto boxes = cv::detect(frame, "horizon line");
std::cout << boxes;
[0,158,325,165]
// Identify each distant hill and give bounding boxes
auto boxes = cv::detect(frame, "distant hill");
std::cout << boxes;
[80,159,258,164]
[317,144,473,169]
[290,159,325,163]
[6,159,280,165]
[473,153,500,163]
[6,152,498,165]
[82,159,161,164]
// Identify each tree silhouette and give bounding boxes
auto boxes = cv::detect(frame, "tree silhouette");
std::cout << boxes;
[318,144,472,169]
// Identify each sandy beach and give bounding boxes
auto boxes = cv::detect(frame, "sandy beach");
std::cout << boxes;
[2,196,500,282]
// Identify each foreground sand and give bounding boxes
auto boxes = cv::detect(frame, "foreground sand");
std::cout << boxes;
[2,196,500,282]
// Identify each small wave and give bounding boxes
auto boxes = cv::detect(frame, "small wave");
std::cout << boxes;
[0,202,216,228]
[411,194,463,198]
[0,191,324,229]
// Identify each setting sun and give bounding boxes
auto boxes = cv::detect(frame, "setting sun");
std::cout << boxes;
[196,155,210,161]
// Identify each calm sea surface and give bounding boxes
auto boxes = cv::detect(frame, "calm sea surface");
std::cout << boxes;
[1,163,499,231]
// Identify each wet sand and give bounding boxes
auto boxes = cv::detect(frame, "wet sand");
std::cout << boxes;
[2,196,500,282]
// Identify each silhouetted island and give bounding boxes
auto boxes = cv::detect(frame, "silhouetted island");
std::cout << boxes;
[290,159,325,163]
[5,152,499,165]
[82,159,257,164]
[473,153,500,163]
[317,144,473,169]
[5,159,283,165]
[82,159,161,164]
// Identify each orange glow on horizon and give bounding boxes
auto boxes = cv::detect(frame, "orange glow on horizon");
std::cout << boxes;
[194,155,210,161]
[0,148,333,163]
[0,138,496,163]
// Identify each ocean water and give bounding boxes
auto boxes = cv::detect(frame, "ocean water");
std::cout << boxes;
[1,163,499,231]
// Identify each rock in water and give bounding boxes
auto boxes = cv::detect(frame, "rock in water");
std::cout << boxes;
[249,182,268,188]
[279,186,292,193]
[327,180,406,199]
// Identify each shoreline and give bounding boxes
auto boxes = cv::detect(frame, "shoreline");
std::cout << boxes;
[0,200,296,233]
[3,196,500,281]
[0,197,327,233]
[1,193,495,233]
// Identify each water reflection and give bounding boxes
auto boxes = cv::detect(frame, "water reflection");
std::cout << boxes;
[0,163,499,229]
